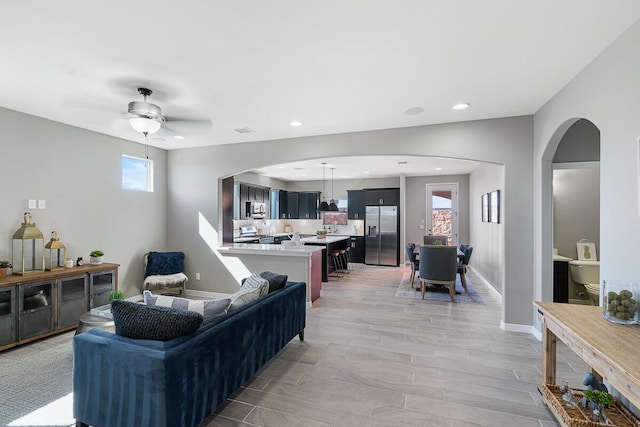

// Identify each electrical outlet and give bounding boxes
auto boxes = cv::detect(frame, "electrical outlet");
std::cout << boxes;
[195,272,201,280]
[38,200,46,209]
[28,199,36,209]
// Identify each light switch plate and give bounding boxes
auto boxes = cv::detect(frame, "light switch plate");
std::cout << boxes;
[38,200,46,209]
[28,199,36,209]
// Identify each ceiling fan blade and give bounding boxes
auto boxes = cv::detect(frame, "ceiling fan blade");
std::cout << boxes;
[164,116,213,129]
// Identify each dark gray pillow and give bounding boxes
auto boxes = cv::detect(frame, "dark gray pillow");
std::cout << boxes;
[143,290,231,324]
[111,300,203,341]
[260,271,288,293]
[242,271,288,293]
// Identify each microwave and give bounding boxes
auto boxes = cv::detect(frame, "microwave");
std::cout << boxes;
[250,202,266,218]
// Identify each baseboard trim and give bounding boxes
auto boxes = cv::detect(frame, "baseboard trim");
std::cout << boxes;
[467,265,502,301]
[500,321,536,335]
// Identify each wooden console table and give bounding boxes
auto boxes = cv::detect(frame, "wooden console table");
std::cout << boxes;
[0,263,119,351]
[534,301,640,412]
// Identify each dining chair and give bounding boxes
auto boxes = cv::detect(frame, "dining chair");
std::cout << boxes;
[405,243,419,289]
[457,245,473,292]
[423,235,449,246]
[418,245,458,302]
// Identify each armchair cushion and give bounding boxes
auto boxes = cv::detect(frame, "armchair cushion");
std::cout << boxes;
[111,300,203,341]
[144,251,185,278]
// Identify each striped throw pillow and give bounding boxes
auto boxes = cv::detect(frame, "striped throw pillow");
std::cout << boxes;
[240,272,269,297]
[143,291,231,324]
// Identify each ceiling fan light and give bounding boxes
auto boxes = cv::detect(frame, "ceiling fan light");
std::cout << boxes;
[130,117,162,134]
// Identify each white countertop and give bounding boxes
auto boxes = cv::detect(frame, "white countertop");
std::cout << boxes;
[219,243,324,257]
[553,254,574,262]
[301,235,350,244]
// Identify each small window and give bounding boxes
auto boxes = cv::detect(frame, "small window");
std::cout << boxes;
[122,155,153,192]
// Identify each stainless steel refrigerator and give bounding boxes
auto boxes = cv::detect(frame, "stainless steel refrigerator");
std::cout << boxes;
[365,205,399,266]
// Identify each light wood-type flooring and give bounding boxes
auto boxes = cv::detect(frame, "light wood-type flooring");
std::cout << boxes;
[202,264,586,426]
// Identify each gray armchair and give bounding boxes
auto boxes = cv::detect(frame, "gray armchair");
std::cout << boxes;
[418,245,458,302]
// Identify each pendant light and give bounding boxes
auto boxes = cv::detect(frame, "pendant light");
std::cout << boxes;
[319,163,330,211]
[329,167,339,211]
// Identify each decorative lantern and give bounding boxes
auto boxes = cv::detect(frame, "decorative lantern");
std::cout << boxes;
[44,231,66,271]
[11,212,45,275]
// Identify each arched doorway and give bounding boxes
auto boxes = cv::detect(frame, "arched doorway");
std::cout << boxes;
[542,118,600,304]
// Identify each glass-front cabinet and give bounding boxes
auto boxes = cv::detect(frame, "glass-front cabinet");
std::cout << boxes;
[89,270,115,308]
[0,287,16,347]
[58,274,88,328]
[18,281,54,341]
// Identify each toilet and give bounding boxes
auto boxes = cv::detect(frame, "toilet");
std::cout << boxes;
[569,260,600,305]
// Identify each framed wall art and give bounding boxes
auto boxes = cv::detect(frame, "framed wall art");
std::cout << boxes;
[490,190,500,224]
[481,193,489,222]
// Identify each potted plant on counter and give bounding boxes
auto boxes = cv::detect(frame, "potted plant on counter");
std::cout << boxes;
[108,290,124,302]
[89,250,104,265]
[0,260,11,278]
[316,229,327,239]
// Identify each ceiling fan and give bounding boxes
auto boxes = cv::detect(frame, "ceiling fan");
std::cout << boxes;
[126,87,212,138]
[127,87,166,136]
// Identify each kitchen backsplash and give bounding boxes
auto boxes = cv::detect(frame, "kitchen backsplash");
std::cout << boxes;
[233,219,364,236]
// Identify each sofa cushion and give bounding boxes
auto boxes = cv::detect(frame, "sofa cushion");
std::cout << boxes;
[143,290,231,324]
[259,271,288,293]
[240,272,269,297]
[145,251,185,278]
[229,285,264,312]
[111,300,203,341]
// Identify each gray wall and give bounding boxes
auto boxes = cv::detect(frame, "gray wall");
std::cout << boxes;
[168,116,534,327]
[553,168,600,259]
[470,163,505,294]
[534,20,640,315]
[552,119,600,163]
[0,107,168,297]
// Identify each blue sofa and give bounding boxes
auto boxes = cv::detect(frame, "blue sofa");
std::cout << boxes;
[73,281,306,427]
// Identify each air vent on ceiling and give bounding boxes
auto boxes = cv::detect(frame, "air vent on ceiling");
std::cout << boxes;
[234,127,255,133]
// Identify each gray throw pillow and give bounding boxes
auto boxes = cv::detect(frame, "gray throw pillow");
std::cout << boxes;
[259,271,288,293]
[143,290,231,324]
[240,272,269,297]
[228,285,263,312]
[111,300,203,341]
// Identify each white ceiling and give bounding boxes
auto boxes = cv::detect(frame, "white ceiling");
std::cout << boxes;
[2,1,640,180]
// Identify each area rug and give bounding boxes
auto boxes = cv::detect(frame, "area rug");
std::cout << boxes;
[395,272,485,304]
[0,336,75,427]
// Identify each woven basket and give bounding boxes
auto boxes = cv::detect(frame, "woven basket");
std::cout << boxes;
[540,384,640,427]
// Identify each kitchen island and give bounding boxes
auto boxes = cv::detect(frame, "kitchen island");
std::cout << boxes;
[301,235,350,282]
[218,243,323,304]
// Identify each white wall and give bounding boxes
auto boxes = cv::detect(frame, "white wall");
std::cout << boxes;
[168,116,534,326]
[470,163,505,294]
[534,21,640,317]
[0,107,168,297]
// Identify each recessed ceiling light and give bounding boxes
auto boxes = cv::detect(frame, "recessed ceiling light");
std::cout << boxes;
[173,135,184,140]
[290,121,302,127]
[404,107,424,115]
[435,167,443,171]
[452,103,470,110]
[363,171,370,174]
[278,166,285,169]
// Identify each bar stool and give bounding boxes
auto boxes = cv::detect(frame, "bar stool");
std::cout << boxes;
[329,250,343,280]
[340,247,352,273]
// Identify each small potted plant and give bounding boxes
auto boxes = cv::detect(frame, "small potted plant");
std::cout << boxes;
[316,229,328,239]
[0,260,11,278]
[583,389,613,423]
[108,290,124,302]
[89,250,104,265]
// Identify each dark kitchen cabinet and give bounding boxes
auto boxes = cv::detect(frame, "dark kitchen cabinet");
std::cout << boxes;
[298,192,319,219]
[276,190,288,219]
[287,192,299,219]
[364,188,399,206]
[347,190,365,219]
[349,236,365,263]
